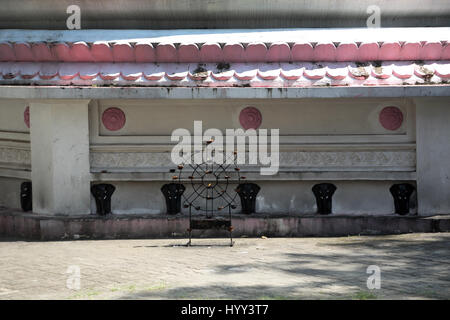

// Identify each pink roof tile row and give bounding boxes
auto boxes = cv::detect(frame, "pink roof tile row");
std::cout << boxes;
[0,61,449,87]
[0,41,450,63]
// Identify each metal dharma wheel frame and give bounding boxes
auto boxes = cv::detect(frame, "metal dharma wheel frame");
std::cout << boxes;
[169,140,247,247]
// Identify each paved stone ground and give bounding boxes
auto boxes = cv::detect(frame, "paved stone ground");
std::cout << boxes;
[0,233,449,300]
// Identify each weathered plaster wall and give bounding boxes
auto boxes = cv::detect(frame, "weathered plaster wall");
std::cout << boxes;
[415,97,450,215]
[30,100,91,215]
[88,97,418,215]
[90,98,415,143]
[94,180,416,215]
[0,99,30,142]
[0,100,31,204]
[95,99,411,136]
[2,96,449,216]
[0,100,29,135]
[0,177,27,209]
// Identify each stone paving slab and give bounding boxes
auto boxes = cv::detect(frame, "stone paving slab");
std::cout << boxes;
[0,233,449,300]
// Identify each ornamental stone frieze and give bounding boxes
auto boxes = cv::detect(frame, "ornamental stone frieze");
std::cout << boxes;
[90,150,415,170]
[0,146,31,166]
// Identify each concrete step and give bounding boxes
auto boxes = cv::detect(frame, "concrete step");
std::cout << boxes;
[1,208,449,240]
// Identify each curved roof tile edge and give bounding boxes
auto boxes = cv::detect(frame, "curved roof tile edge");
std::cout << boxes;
[1,61,449,88]
[0,40,449,63]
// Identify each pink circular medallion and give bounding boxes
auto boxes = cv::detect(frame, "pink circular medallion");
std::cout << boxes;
[24,106,30,128]
[102,107,126,131]
[379,106,403,131]
[239,107,262,130]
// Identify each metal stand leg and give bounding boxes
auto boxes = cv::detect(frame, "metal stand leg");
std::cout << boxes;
[187,229,192,247]
[230,229,233,247]
[229,207,234,247]
[186,205,192,246]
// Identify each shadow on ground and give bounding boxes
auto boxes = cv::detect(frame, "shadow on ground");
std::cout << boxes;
[118,234,450,300]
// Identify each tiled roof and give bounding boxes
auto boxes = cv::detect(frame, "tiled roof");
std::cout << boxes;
[1,29,449,88]
[1,40,450,63]
[1,61,449,87]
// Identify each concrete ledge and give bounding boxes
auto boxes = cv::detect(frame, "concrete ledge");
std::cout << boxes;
[1,86,450,100]
[0,209,449,240]
[0,168,31,180]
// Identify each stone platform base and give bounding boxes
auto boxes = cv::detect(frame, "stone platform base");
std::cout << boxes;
[1,208,449,240]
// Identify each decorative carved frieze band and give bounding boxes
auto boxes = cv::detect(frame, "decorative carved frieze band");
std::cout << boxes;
[281,151,415,167]
[90,150,416,170]
[0,146,31,166]
[91,152,171,168]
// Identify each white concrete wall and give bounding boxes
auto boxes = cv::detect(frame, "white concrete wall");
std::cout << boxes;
[0,177,28,209]
[0,99,30,143]
[30,100,91,215]
[88,97,419,215]
[96,98,413,137]
[415,97,450,215]
[0,100,31,210]
[0,100,29,134]
[91,180,417,215]
[2,96,449,216]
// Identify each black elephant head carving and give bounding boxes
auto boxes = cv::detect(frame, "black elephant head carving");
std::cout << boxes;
[20,181,32,212]
[312,183,337,215]
[161,183,186,214]
[236,183,260,214]
[91,184,116,215]
[389,183,415,215]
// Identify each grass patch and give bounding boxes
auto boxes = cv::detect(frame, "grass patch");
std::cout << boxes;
[86,291,100,297]
[67,289,101,300]
[417,290,438,299]
[352,290,378,300]
[146,282,167,291]
[258,295,293,300]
